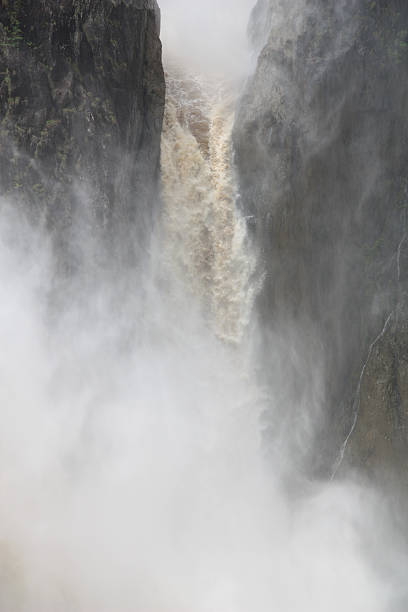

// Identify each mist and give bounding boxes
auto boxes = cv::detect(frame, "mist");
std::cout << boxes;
[0,198,405,611]
[0,0,407,610]
[159,0,255,78]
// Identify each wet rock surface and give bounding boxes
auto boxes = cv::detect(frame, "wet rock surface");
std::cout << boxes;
[0,0,165,251]
[347,318,408,486]
[234,0,408,478]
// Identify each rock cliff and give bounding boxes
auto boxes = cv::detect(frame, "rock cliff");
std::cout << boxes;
[0,0,164,254]
[234,0,408,479]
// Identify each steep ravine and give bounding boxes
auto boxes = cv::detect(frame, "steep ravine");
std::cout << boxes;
[0,1,407,608]
[1,0,407,495]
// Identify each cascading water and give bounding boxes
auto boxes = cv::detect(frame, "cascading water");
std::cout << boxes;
[161,64,257,343]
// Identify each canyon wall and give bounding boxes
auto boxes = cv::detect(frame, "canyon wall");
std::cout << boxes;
[0,0,164,258]
[234,0,408,480]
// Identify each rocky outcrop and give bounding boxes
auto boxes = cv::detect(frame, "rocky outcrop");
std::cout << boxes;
[347,317,408,487]
[0,0,164,254]
[234,0,408,478]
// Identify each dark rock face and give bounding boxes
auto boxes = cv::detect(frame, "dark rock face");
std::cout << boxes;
[0,0,164,252]
[234,0,408,477]
[347,318,408,487]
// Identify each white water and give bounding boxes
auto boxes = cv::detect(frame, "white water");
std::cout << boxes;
[161,65,257,343]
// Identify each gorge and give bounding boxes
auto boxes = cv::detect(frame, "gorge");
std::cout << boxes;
[0,0,407,609]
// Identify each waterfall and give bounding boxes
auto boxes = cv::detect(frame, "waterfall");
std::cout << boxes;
[160,64,257,344]
[0,1,406,609]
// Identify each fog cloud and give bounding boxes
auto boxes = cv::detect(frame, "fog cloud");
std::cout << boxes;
[159,0,255,78]
[0,196,405,610]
